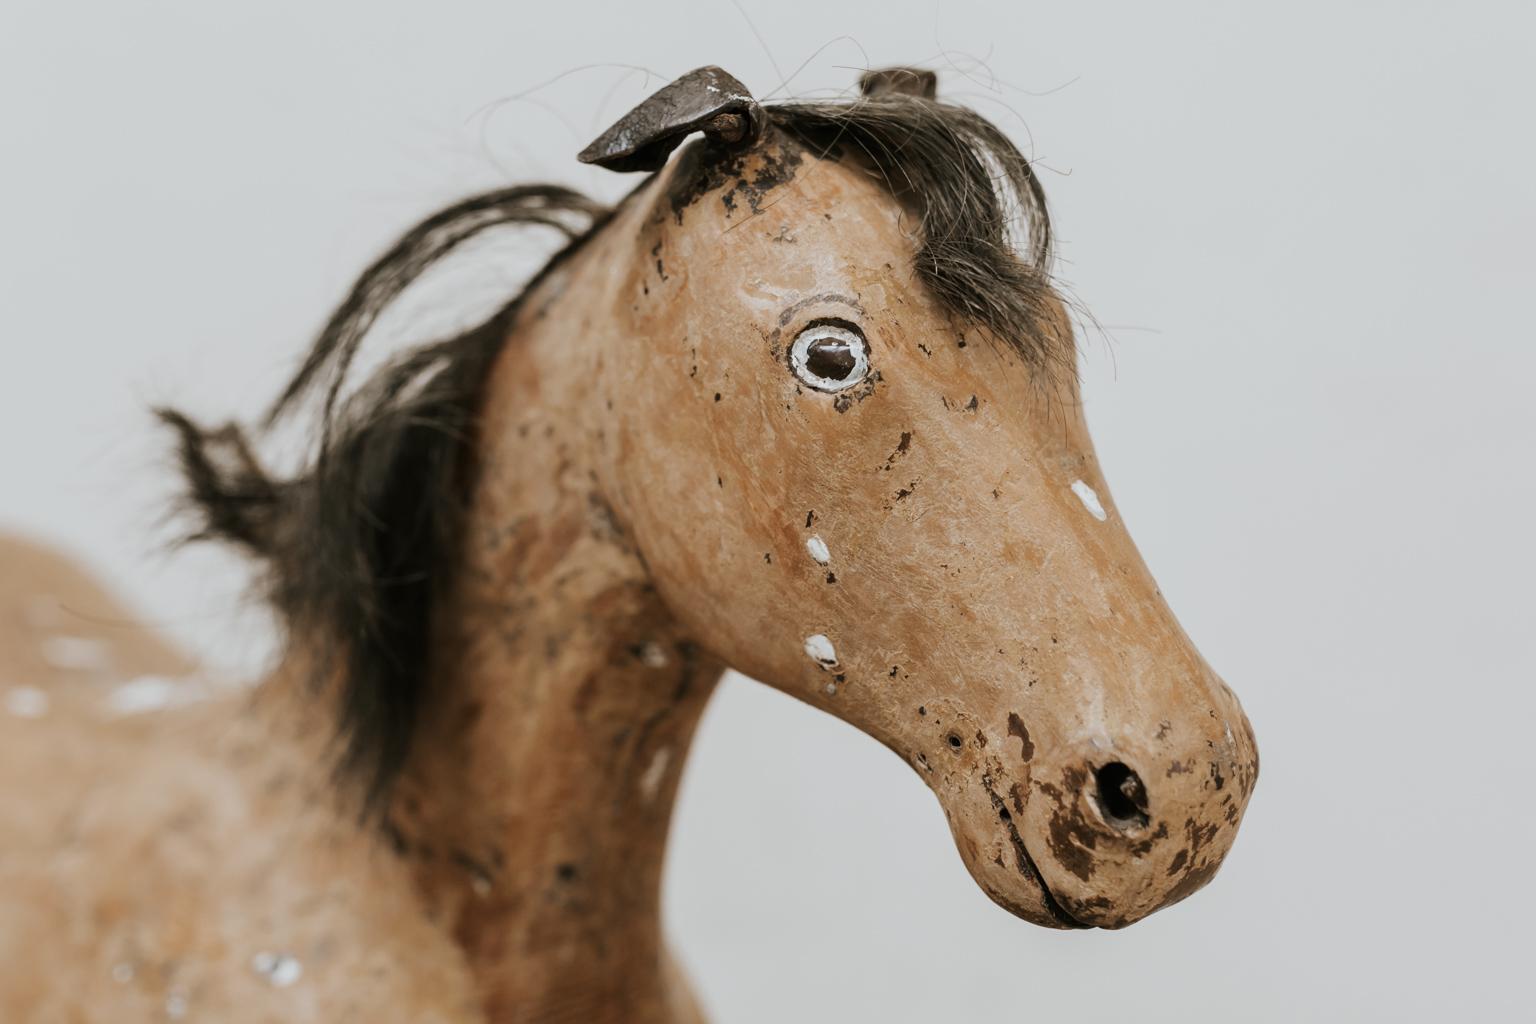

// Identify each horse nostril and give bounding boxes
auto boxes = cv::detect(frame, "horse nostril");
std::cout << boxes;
[1093,761,1150,830]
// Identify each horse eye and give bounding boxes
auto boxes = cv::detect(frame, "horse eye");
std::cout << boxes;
[790,323,870,393]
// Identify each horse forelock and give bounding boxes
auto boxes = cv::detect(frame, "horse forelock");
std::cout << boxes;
[767,97,1071,383]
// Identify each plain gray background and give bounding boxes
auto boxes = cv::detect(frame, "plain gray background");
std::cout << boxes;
[3,1,1532,1020]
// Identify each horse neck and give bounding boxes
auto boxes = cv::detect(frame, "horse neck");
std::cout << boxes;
[384,272,724,1019]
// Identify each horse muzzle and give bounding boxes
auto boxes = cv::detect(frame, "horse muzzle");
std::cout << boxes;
[1029,679,1257,929]
[938,677,1259,930]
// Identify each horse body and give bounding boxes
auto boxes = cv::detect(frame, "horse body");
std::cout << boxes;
[1,68,1258,1022]
[0,537,487,1022]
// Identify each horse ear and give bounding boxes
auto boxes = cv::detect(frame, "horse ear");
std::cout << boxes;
[858,67,938,99]
[578,66,765,173]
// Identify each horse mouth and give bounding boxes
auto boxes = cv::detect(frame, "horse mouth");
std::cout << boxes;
[1018,837,1092,929]
[984,779,1092,929]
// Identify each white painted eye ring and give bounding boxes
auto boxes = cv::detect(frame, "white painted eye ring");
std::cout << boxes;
[790,322,871,393]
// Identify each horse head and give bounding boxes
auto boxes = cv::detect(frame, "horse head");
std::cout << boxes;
[559,67,1259,929]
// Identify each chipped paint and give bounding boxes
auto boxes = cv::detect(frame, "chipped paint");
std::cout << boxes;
[803,634,837,669]
[252,951,303,988]
[805,535,830,564]
[640,642,669,669]
[639,746,672,802]
[39,634,110,672]
[1071,479,1107,521]
[106,676,186,715]
[4,686,48,719]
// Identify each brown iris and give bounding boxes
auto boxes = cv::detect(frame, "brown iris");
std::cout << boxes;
[804,334,858,380]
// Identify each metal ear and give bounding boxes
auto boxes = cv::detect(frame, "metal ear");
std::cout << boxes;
[577,66,765,173]
[858,67,938,99]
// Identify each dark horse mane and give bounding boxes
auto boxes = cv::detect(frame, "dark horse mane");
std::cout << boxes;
[161,92,1063,809]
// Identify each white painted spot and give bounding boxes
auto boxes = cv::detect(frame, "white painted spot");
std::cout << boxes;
[40,634,110,672]
[1071,479,1107,521]
[252,951,303,988]
[111,962,134,984]
[805,535,831,564]
[640,642,669,669]
[639,746,672,802]
[165,992,188,1018]
[824,681,838,696]
[106,676,183,715]
[803,634,838,669]
[269,956,303,988]
[4,686,49,719]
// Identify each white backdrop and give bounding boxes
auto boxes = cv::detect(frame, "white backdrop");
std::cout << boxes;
[2,2,1532,1020]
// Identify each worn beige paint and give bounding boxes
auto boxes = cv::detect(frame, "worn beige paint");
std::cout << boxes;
[0,124,1257,1022]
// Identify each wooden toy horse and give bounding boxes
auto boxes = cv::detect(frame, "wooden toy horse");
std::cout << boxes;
[0,67,1258,1022]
